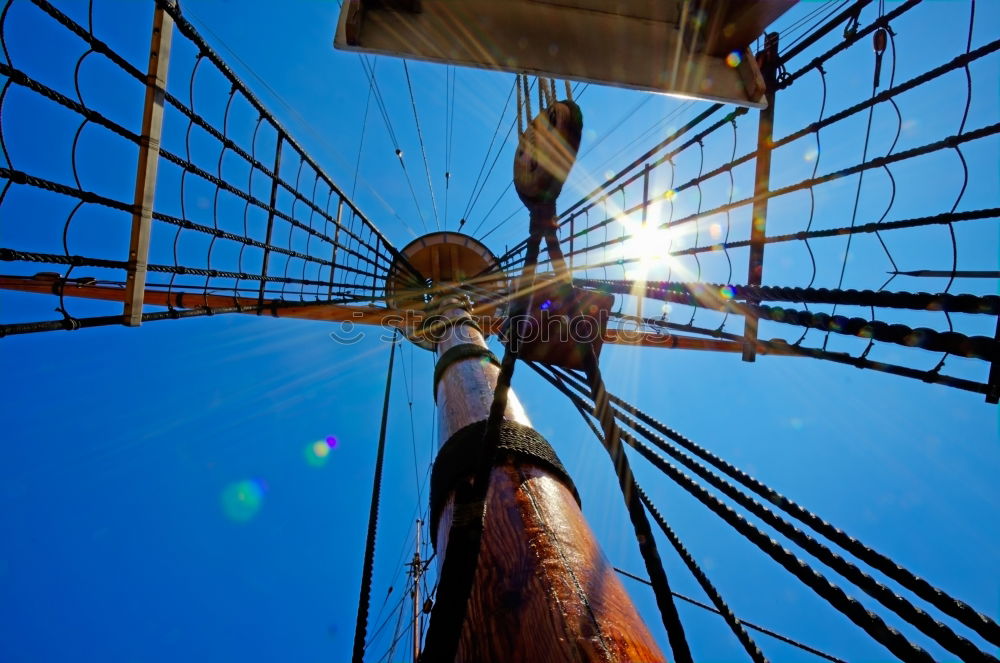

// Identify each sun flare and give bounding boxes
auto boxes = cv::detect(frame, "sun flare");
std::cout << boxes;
[616,216,678,279]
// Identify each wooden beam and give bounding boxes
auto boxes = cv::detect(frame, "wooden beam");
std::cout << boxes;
[603,328,803,356]
[123,4,174,326]
[703,0,798,56]
[0,276,400,326]
[257,134,285,310]
[334,0,786,108]
[2,276,803,356]
[742,32,778,361]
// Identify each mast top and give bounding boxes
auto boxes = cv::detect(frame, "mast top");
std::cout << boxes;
[386,231,506,349]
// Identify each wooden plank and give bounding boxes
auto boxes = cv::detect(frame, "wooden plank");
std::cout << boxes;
[328,197,344,300]
[603,328,803,356]
[123,5,174,326]
[256,134,285,310]
[2,276,803,356]
[0,276,402,326]
[703,0,799,56]
[335,0,780,108]
[742,32,778,361]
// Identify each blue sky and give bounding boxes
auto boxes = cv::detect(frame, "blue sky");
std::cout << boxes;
[1,1,998,662]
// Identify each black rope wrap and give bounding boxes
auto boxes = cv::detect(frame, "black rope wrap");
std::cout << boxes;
[428,419,579,547]
[432,343,500,400]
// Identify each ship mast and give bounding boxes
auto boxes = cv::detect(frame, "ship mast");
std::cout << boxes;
[375,85,668,661]
[424,289,664,662]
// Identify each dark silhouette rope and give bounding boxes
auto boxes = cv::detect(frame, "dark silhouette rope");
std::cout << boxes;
[553,364,1000,647]
[544,364,998,662]
[614,566,848,663]
[558,376,766,663]
[352,333,398,663]
[529,363,941,663]
[578,347,694,663]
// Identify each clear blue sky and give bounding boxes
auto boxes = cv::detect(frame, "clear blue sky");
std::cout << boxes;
[0,1,998,662]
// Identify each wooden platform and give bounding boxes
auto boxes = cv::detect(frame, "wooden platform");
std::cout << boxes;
[334,0,797,108]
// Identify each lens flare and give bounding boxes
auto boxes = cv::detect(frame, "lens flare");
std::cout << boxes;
[616,215,679,279]
[306,440,331,466]
[325,435,339,449]
[221,479,266,522]
[725,51,742,68]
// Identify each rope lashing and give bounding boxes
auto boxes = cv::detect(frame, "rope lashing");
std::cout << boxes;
[427,418,579,547]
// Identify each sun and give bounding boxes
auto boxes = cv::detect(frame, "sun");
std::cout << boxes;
[616,215,677,279]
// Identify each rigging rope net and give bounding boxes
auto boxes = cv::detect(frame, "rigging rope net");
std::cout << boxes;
[491,0,999,401]
[0,0,423,336]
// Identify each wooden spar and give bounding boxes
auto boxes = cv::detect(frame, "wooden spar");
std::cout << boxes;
[123,2,173,326]
[430,294,664,662]
[0,276,805,356]
[742,32,779,362]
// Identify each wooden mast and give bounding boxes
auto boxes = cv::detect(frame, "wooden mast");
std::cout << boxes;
[430,292,665,662]
[381,84,667,661]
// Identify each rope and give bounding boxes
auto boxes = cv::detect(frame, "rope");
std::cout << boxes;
[561,366,1000,647]
[403,60,440,230]
[635,486,768,663]
[545,365,998,662]
[665,208,1000,261]
[0,0,426,325]
[583,277,1000,316]
[352,333,398,663]
[529,363,939,663]
[577,348,694,663]
[826,39,881,346]
[156,0,418,277]
[532,121,1000,274]
[459,79,517,227]
[613,568,848,663]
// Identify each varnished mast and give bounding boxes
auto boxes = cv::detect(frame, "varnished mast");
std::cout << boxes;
[383,86,667,662]
[430,293,664,662]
